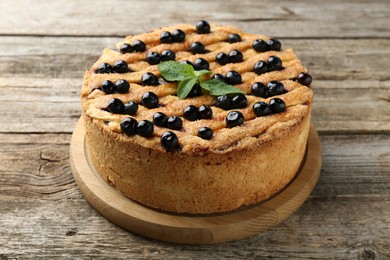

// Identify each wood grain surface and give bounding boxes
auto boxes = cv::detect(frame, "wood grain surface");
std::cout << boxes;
[0,0,389,259]
[0,0,389,38]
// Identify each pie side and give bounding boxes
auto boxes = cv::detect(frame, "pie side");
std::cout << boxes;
[84,107,310,214]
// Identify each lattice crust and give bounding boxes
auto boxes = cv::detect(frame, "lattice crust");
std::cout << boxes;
[81,23,313,154]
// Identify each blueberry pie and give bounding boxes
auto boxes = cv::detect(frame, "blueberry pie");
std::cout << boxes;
[81,21,313,214]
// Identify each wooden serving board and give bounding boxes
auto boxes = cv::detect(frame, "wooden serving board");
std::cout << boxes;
[70,118,322,244]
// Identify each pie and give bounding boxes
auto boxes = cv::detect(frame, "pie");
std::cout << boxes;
[81,20,313,214]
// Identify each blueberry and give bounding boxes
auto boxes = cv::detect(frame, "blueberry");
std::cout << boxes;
[137,120,154,137]
[172,29,186,42]
[183,105,198,121]
[212,73,225,82]
[141,72,159,86]
[180,60,193,66]
[267,81,285,96]
[232,94,247,108]
[215,95,233,110]
[228,49,243,63]
[187,84,202,98]
[124,101,138,115]
[252,39,269,52]
[228,33,241,43]
[141,92,159,108]
[119,43,133,54]
[113,60,129,73]
[190,42,206,54]
[296,72,312,86]
[115,79,130,93]
[267,56,283,71]
[196,20,210,34]
[132,40,146,52]
[253,102,272,117]
[160,31,173,44]
[97,63,113,74]
[226,111,244,128]
[161,131,180,151]
[198,127,213,140]
[269,98,286,113]
[161,50,176,61]
[225,71,242,85]
[198,105,213,119]
[251,82,268,98]
[120,117,138,136]
[167,116,182,130]
[254,61,268,75]
[193,58,209,70]
[153,112,168,127]
[146,52,161,65]
[107,98,124,114]
[268,38,281,51]
[216,52,229,65]
[101,80,115,94]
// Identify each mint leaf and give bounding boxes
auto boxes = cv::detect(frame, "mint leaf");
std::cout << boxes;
[200,79,244,96]
[158,61,243,99]
[177,77,198,99]
[158,61,195,81]
[194,70,212,78]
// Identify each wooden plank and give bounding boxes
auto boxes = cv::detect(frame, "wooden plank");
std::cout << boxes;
[312,80,390,134]
[0,134,389,258]
[0,77,389,134]
[0,0,389,38]
[0,134,76,200]
[0,197,389,259]
[316,134,390,197]
[0,36,117,79]
[0,37,389,80]
[290,39,390,81]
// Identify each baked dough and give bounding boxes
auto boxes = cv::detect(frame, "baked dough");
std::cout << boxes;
[81,22,313,214]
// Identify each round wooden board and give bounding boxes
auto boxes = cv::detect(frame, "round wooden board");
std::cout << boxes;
[70,117,322,244]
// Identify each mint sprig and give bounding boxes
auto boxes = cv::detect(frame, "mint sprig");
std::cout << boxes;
[158,61,244,99]
[158,61,194,81]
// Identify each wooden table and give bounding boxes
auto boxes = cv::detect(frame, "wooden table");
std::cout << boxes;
[1,0,389,258]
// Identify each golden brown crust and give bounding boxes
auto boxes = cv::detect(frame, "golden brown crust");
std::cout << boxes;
[81,22,313,214]
[81,24,312,154]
